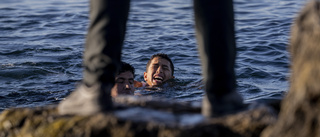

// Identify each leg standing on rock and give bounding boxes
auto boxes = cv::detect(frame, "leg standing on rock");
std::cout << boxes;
[193,0,245,117]
[58,0,130,115]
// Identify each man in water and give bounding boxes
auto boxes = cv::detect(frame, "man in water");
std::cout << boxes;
[134,53,174,88]
[59,0,245,117]
[111,62,135,97]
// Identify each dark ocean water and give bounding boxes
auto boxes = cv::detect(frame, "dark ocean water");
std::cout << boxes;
[0,0,307,111]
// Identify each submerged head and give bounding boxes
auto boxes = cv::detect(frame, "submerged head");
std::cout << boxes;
[144,53,174,87]
[111,62,135,97]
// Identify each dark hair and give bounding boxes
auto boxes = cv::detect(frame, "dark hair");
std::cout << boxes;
[146,53,174,75]
[118,62,135,76]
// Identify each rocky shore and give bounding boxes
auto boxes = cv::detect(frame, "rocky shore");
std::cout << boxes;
[0,96,278,137]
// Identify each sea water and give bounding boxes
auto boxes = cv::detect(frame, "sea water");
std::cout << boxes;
[0,0,307,112]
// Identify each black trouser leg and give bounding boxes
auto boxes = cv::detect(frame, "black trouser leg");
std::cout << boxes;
[58,0,130,115]
[193,0,243,117]
[83,0,130,87]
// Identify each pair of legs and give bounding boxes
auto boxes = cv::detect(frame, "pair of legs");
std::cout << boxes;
[58,0,244,117]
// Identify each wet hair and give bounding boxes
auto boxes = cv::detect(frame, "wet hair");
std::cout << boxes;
[146,53,174,75]
[118,62,135,76]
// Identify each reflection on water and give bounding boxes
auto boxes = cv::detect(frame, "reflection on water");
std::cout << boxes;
[0,0,306,111]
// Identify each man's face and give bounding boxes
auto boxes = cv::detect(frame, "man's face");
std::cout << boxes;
[144,57,174,87]
[111,71,134,97]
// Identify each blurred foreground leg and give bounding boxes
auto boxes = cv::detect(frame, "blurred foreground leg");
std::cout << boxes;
[58,0,130,115]
[193,0,245,117]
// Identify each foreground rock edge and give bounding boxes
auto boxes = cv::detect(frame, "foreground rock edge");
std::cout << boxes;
[0,97,277,137]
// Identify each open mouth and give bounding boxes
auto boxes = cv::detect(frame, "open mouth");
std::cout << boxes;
[153,76,164,83]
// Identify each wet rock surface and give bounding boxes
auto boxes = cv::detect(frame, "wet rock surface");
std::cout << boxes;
[0,96,277,137]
